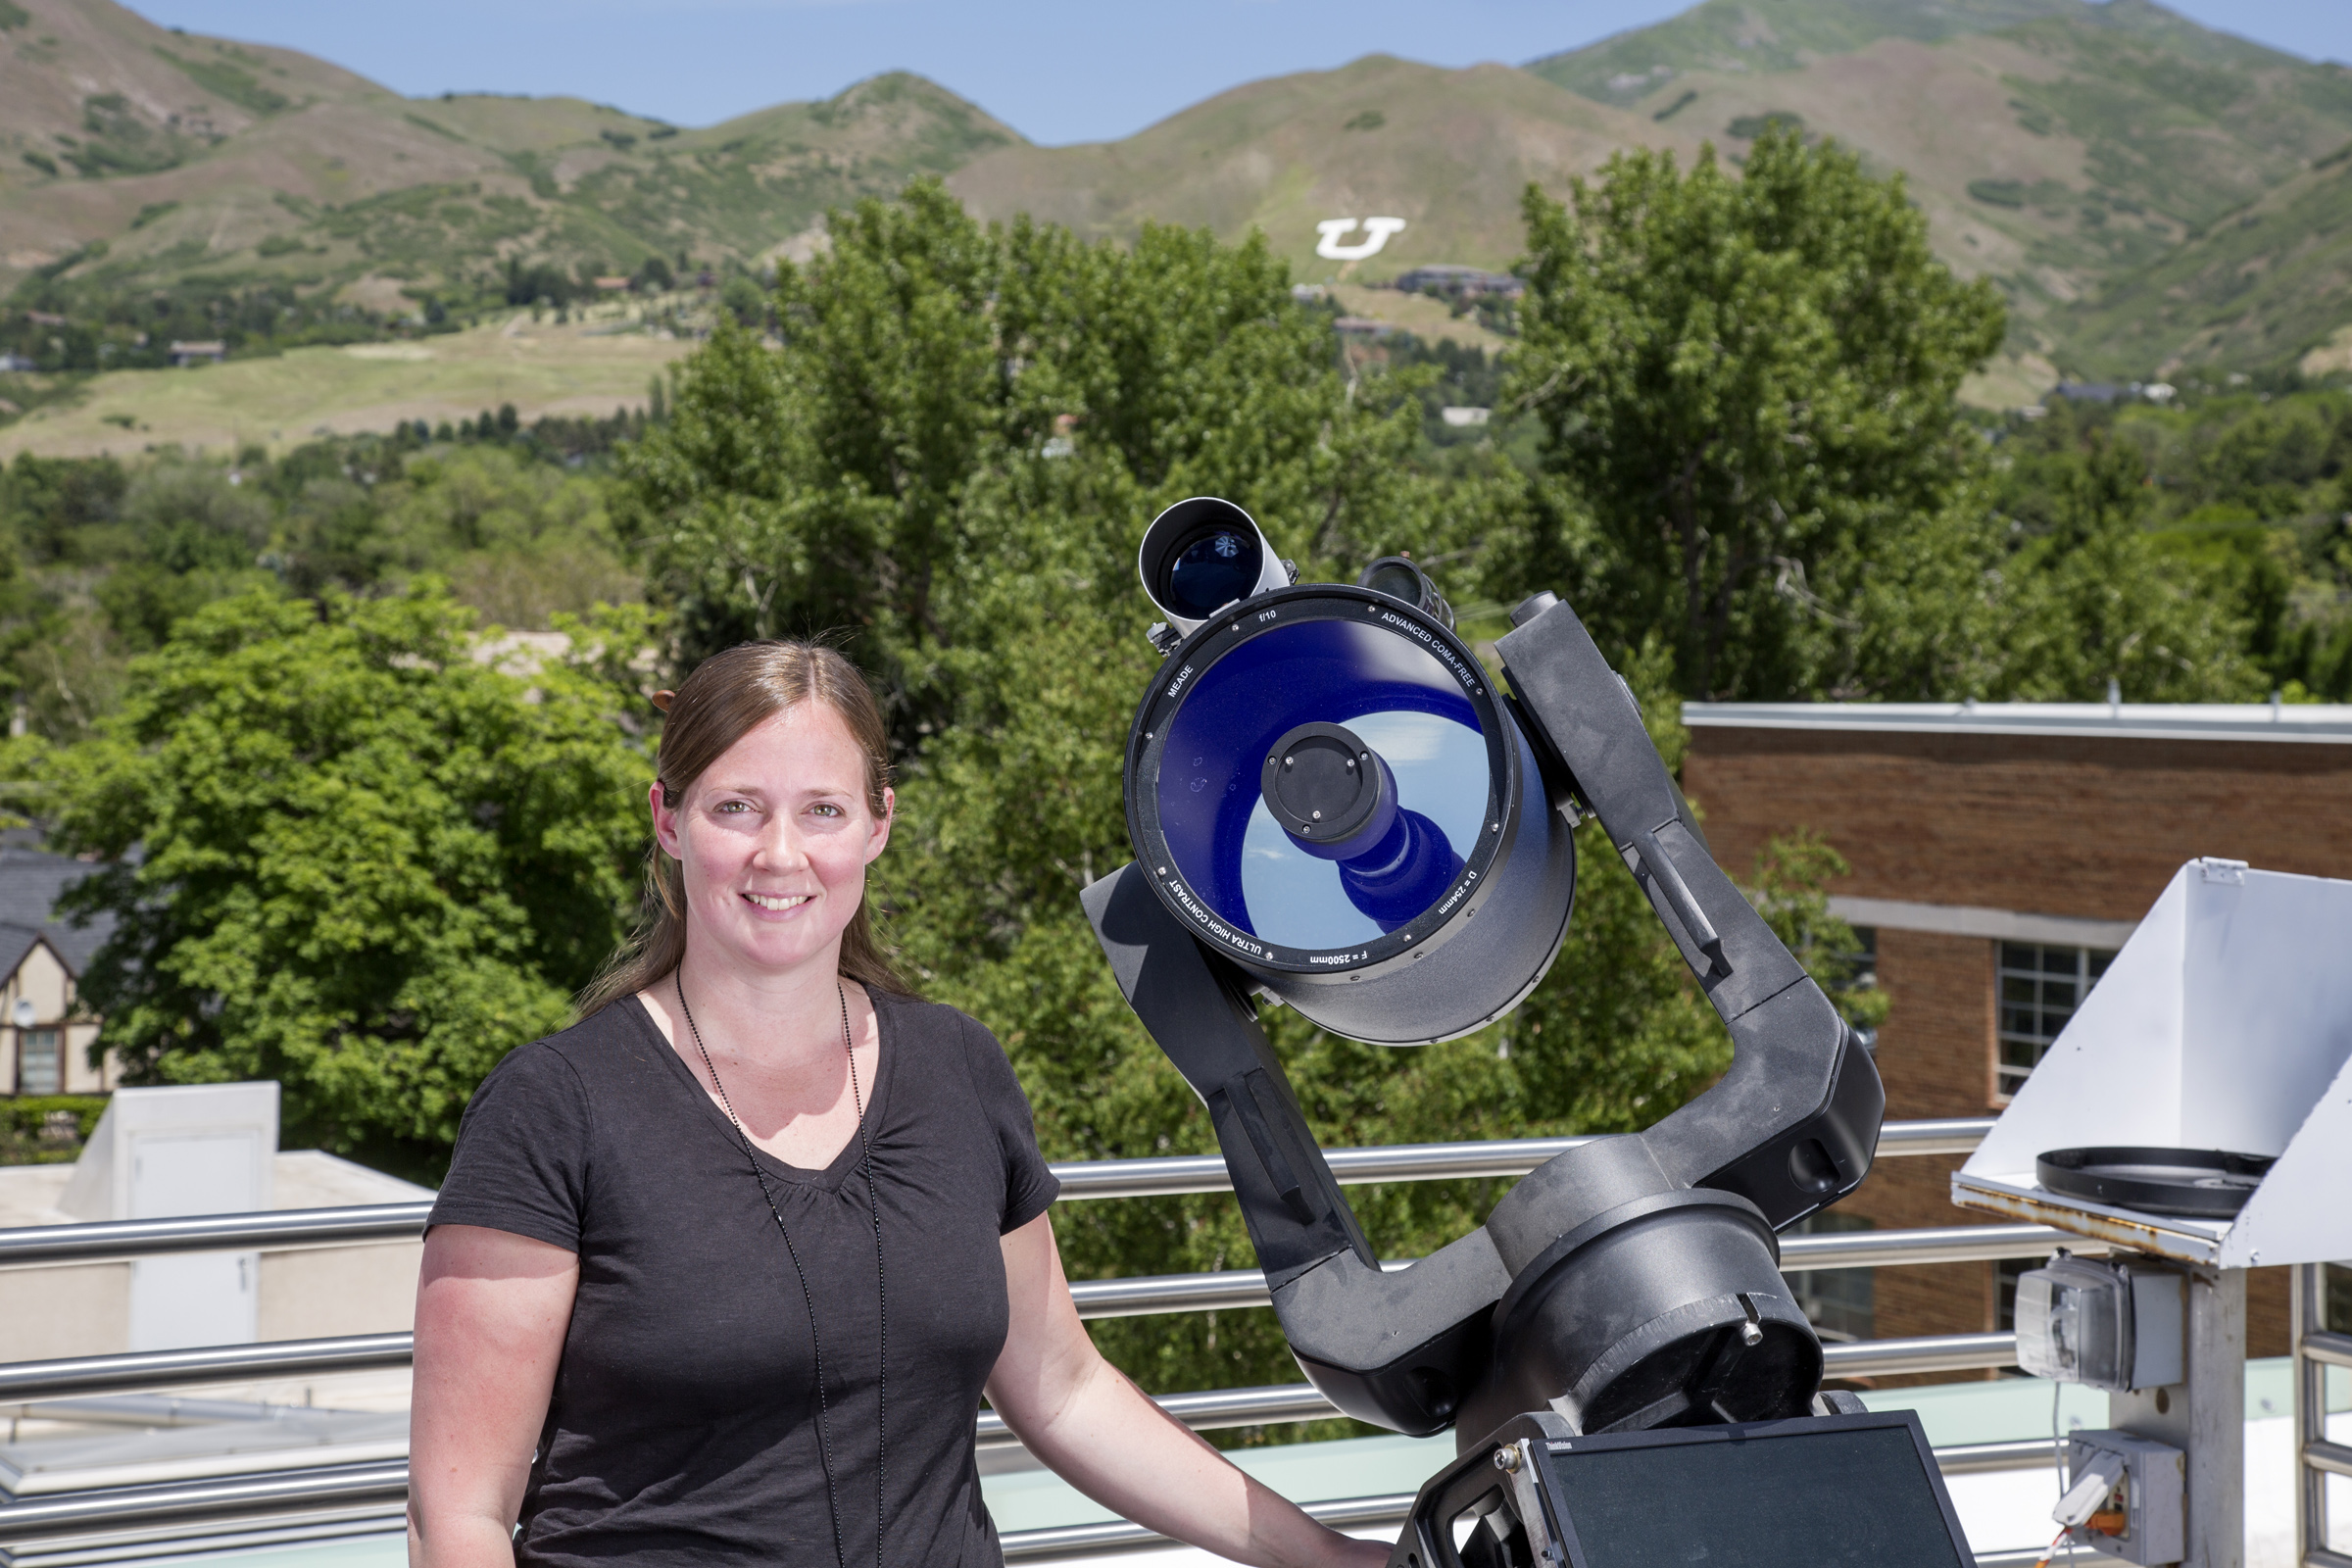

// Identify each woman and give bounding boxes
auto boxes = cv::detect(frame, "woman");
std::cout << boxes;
[409,641,1388,1568]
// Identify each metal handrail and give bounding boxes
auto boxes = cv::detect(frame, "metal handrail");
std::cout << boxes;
[1823,1332,2015,1379]
[1043,1116,1993,1200]
[0,1118,1996,1269]
[1779,1223,2091,1272]
[0,1423,2058,1549]
[0,1115,2016,1557]
[1932,1438,2067,1475]
[0,1236,2058,1404]
[979,1340,2031,1451]
[0,1336,414,1406]
[1068,1228,2078,1321]
[1001,1492,1420,1560]
[977,1384,1341,1450]
[0,1326,2020,1436]
[0,1461,409,1542]
[0,1204,434,1269]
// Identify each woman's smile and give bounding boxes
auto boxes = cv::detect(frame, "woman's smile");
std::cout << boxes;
[743,891,813,913]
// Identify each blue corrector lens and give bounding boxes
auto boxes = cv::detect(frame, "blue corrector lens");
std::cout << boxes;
[1154,616,1488,950]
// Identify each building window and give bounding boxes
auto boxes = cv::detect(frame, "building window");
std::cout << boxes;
[1996,943,2114,1099]
[18,1028,62,1096]
[1788,1211,1875,1343]
[2327,1263,2352,1335]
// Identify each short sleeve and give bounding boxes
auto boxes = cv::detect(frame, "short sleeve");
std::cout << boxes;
[428,1042,594,1252]
[959,1014,1060,1234]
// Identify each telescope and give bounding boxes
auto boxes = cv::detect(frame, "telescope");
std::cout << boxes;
[1084,499,1969,1567]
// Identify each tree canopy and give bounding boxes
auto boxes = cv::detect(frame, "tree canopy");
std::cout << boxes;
[1505,129,2006,699]
[1498,127,2264,704]
[39,588,654,1174]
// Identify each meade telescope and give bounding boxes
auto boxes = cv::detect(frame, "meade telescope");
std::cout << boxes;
[1084,498,1916,1567]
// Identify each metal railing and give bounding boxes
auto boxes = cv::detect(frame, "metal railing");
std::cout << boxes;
[2293,1263,2352,1568]
[0,1117,2000,1269]
[0,1430,2070,1556]
[1042,1116,1997,1200]
[0,1116,2033,1563]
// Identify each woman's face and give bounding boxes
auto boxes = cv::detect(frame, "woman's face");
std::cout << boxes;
[651,702,894,982]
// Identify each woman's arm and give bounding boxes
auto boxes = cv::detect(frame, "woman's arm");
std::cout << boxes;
[986,1213,1390,1568]
[409,1225,580,1568]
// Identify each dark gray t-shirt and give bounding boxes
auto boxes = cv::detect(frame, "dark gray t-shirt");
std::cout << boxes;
[428,989,1060,1568]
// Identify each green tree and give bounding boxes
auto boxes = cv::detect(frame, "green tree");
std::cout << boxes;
[43,586,655,1175]
[618,177,1443,748]
[373,447,638,628]
[1993,427,2258,700]
[1502,128,2007,700]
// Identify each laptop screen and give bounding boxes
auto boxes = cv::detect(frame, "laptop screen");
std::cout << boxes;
[1545,1421,1969,1568]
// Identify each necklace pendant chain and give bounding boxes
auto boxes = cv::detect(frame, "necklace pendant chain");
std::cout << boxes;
[677,974,886,1568]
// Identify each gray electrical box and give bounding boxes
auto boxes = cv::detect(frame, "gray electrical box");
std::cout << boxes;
[2060,1430,2185,1565]
[2015,1253,2184,1393]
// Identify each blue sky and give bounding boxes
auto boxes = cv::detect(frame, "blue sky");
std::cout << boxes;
[123,0,2352,148]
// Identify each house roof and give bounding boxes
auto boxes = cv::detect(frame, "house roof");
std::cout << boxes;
[1682,701,2352,745]
[0,839,115,978]
[0,922,45,983]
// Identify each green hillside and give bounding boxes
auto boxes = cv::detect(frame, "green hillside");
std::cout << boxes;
[947,55,1706,278]
[2055,153,2352,377]
[1529,0,2077,103]
[1532,0,2352,374]
[0,0,1018,333]
[8,0,2352,401]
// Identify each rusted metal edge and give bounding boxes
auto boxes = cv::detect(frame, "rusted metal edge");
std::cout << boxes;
[1948,1176,2221,1265]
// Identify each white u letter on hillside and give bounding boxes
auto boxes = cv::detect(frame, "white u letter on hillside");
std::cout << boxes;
[1315,218,1407,261]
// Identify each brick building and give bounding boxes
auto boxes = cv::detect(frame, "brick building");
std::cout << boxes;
[1679,700,2352,1362]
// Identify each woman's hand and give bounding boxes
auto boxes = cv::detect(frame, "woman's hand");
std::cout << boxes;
[987,1214,1393,1568]
[409,1225,579,1568]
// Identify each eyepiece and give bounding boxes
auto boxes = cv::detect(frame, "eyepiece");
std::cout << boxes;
[1358,556,1453,629]
[1139,498,1291,634]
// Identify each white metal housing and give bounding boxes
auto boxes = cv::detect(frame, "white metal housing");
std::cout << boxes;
[1954,859,2352,1267]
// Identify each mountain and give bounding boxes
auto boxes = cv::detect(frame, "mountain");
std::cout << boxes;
[947,55,1705,278]
[2054,151,2352,377]
[1528,0,2080,103]
[8,0,2352,384]
[1530,0,2352,370]
[0,0,1019,304]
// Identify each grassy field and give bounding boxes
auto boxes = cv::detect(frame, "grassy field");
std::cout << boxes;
[0,311,691,459]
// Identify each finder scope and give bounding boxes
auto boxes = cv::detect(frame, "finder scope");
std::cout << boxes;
[1137,497,1295,636]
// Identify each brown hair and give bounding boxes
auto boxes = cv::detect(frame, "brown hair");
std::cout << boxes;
[578,641,911,1016]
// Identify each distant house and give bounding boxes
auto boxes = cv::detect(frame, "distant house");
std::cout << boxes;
[1393,265,1524,301]
[0,353,36,373]
[593,275,632,292]
[0,836,118,1097]
[1332,316,1396,337]
[168,340,226,367]
[2049,380,2174,406]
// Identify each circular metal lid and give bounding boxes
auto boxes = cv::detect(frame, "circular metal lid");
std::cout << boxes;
[2035,1146,2276,1219]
